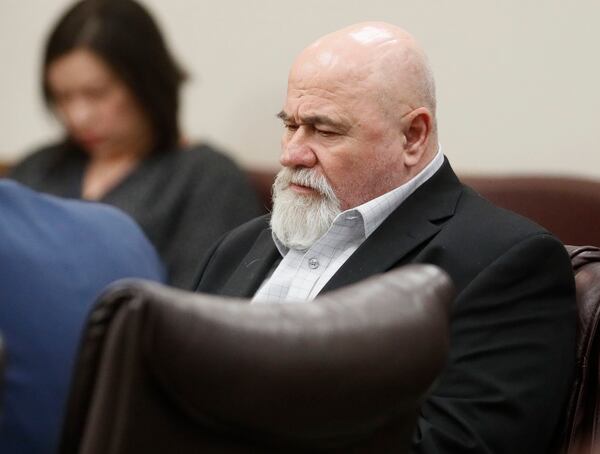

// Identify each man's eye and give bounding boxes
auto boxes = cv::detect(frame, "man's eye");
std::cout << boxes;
[284,124,298,131]
[316,129,336,137]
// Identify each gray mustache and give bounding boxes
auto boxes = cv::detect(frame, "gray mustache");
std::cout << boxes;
[278,168,337,200]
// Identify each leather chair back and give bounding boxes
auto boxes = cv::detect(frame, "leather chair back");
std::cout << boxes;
[563,245,600,453]
[59,265,454,454]
[462,176,600,246]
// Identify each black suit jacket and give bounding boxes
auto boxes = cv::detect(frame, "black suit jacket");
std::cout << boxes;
[195,159,576,453]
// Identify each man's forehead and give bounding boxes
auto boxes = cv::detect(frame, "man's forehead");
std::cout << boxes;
[287,50,383,121]
[283,69,390,128]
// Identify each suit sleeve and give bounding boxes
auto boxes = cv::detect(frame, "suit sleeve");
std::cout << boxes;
[412,234,577,454]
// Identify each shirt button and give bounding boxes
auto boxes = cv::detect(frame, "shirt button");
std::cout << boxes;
[308,258,320,269]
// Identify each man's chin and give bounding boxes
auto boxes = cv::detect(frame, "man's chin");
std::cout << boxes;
[271,192,341,250]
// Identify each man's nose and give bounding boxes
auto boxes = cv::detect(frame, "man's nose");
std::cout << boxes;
[280,127,318,168]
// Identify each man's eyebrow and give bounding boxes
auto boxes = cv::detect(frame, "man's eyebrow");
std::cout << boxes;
[302,115,344,129]
[276,111,345,129]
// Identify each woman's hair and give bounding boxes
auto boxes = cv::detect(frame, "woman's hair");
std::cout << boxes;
[43,0,187,152]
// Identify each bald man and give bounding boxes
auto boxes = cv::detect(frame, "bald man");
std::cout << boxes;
[195,23,576,453]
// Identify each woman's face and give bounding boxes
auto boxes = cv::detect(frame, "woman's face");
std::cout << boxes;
[46,48,153,157]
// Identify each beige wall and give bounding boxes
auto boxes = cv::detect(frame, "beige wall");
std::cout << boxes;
[1,0,599,177]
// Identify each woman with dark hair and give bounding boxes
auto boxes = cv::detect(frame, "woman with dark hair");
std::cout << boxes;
[10,0,261,289]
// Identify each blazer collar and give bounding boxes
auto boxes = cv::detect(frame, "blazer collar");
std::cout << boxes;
[322,158,463,293]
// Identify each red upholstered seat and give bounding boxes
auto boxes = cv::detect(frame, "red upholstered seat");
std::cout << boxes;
[462,175,600,246]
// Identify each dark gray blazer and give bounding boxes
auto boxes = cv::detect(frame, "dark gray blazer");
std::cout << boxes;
[195,158,577,453]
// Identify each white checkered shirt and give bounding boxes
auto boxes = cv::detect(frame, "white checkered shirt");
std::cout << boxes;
[252,149,444,304]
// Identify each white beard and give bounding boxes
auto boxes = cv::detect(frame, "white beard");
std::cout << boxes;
[270,167,341,250]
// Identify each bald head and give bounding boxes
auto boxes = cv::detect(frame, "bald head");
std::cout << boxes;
[278,22,439,211]
[290,22,436,130]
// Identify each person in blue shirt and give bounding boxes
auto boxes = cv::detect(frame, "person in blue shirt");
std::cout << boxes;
[0,180,165,453]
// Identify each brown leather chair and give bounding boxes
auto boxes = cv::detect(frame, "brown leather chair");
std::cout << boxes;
[562,245,600,453]
[460,176,600,247]
[59,265,453,454]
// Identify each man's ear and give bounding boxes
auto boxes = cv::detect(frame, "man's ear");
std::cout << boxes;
[402,107,432,167]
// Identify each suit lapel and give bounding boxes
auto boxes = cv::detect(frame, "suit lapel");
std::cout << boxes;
[221,228,281,298]
[322,159,463,293]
